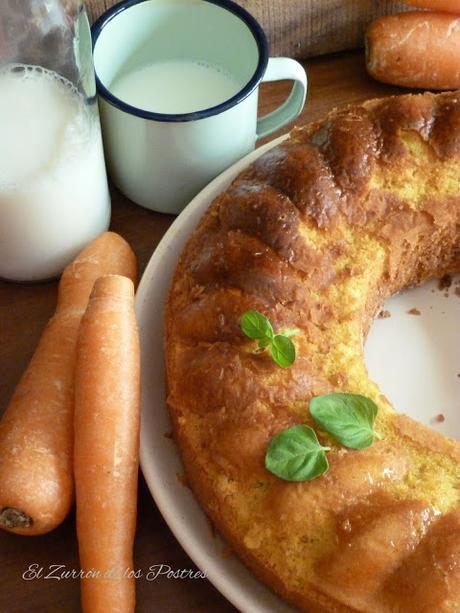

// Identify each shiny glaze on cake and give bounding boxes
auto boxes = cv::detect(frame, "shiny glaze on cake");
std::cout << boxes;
[165,91,460,612]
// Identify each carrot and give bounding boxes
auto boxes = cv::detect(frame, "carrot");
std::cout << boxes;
[0,233,137,535]
[74,275,140,613]
[402,0,460,11]
[366,12,460,89]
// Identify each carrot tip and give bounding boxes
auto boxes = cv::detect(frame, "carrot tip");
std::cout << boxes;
[0,507,33,529]
[91,275,134,300]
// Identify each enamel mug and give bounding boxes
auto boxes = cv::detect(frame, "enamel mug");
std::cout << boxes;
[92,0,307,214]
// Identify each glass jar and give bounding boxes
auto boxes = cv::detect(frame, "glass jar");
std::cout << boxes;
[0,0,111,282]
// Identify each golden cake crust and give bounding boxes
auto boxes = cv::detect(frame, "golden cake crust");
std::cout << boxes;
[165,91,460,612]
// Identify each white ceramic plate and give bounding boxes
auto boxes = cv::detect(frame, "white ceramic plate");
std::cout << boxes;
[135,135,460,613]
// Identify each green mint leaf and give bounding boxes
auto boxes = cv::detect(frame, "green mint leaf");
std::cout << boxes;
[265,425,330,481]
[241,310,274,342]
[310,393,378,449]
[270,334,296,368]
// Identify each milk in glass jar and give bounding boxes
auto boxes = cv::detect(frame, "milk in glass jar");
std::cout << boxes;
[0,0,110,281]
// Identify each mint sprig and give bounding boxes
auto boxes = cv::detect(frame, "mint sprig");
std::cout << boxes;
[264,393,381,481]
[265,425,330,481]
[240,311,296,368]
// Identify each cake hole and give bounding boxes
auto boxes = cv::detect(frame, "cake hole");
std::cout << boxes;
[365,275,460,441]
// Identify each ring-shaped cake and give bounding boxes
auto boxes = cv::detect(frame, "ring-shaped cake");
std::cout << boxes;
[165,91,460,612]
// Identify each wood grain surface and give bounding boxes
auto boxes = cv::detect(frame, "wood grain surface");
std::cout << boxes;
[0,51,404,613]
[86,0,410,58]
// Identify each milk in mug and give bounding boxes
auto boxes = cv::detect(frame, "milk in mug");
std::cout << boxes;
[0,64,111,282]
[110,59,242,114]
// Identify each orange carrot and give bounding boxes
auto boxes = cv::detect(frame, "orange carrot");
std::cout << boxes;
[366,12,460,89]
[402,0,460,11]
[0,233,137,535]
[74,275,140,613]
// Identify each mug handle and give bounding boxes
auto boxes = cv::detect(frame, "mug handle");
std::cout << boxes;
[256,57,308,140]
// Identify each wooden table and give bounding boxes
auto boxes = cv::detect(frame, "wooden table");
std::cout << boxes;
[0,51,402,613]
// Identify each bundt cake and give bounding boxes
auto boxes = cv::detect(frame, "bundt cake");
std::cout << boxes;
[165,90,460,612]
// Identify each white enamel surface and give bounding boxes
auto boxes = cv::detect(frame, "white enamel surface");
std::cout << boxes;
[257,57,308,138]
[99,91,258,213]
[93,0,307,214]
[136,134,459,612]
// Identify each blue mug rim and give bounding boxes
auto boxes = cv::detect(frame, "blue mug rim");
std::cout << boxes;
[91,0,269,123]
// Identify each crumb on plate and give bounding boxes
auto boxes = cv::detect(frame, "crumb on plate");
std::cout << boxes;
[439,274,452,290]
